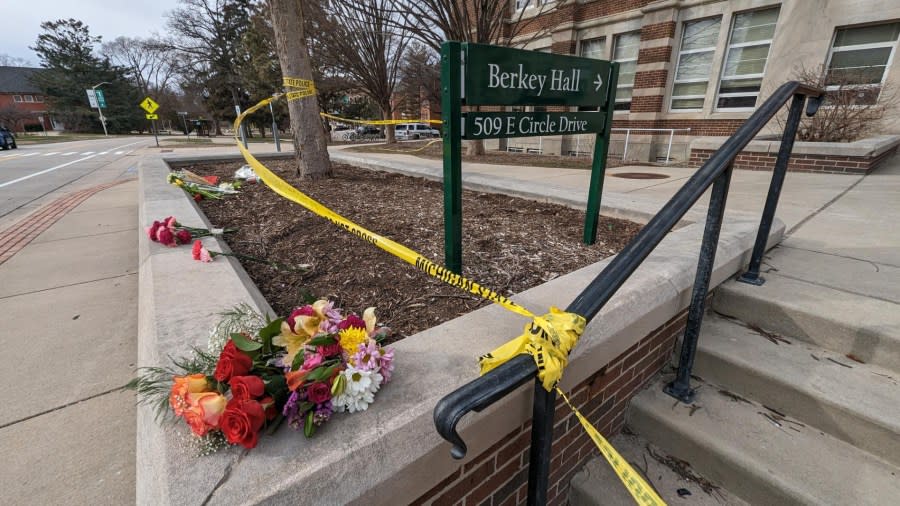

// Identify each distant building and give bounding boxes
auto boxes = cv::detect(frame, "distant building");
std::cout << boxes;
[0,66,56,132]
[497,0,900,161]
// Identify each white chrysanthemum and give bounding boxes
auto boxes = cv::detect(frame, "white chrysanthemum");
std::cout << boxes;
[332,366,383,413]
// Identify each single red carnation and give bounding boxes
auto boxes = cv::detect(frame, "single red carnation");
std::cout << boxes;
[214,340,253,382]
[191,240,203,260]
[157,227,176,247]
[175,229,192,244]
[220,398,266,449]
[146,221,161,241]
[229,375,265,401]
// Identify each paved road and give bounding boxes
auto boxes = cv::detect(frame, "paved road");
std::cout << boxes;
[0,136,151,220]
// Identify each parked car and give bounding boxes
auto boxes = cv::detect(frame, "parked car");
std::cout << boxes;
[0,127,16,150]
[395,123,439,140]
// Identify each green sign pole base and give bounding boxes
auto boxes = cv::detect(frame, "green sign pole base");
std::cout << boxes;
[583,62,619,245]
[441,42,463,274]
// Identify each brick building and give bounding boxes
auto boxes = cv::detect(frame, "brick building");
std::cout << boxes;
[496,0,900,161]
[0,66,55,133]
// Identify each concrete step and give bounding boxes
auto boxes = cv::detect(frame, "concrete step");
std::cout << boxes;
[693,313,900,467]
[713,274,900,373]
[569,431,748,506]
[627,381,900,506]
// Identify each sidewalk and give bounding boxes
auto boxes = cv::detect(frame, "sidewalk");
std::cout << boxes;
[0,179,138,505]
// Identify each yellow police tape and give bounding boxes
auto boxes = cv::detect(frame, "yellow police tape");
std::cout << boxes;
[234,92,666,506]
[479,307,586,391]
[321,112,443,126]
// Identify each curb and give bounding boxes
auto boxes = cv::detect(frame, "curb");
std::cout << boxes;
[0,178,136,266]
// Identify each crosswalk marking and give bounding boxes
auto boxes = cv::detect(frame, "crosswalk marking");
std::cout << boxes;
[42,152,59,156]
[62,152,76,156]
[21,153,38,157]
[81,151,94,155]
[99,151,109,155]
[115,151,124,155]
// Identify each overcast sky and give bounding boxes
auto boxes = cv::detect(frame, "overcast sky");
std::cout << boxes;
[3,0,182,65]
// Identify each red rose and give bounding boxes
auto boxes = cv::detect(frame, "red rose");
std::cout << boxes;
[192,240,203,260]
[286,305,316,331]
[175,229,192,244]
[193,193,202,202]
[230,375,265,401]
[260,396,278,421]
[307,382,332,404]
[220,398,266,448]
[214,341,253,382]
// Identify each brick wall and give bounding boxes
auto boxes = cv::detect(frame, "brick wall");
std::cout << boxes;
[630,95,664,113]
[689,145,899,174]
[640,21,676,41]
[518,0,655,35]
[633,70,668,89]
[637,46,672,64]
[411,311,687,506]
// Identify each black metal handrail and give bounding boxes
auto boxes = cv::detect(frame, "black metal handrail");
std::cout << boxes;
[433,81,822,505]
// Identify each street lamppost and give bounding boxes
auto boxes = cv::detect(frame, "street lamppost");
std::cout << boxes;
[92,81,110,137]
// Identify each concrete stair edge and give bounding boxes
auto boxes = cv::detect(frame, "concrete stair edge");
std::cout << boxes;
[627,381,900,506]
[712,274,900,373]
[692,313,900,468]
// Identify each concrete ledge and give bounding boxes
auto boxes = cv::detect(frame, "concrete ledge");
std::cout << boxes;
[136,153,783,505]
[690,134,900,157]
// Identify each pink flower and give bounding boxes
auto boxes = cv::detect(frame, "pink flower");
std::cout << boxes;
[164,216,177,229]
[157,227,176,247]
[286,305,317,332]
[192,240,203,260]
[146,221,161,241]
[175,229,192,244]
[199,247,213,262]
[301,352,324,371]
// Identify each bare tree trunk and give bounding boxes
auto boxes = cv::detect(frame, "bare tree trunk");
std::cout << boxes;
[381,101,396,144]
[466,139,486,155]
[269,0,332,179]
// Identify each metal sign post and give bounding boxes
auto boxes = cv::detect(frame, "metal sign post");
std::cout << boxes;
[269,102,281,152]
[235,105,248,149]
[440,42,618,272]
[140,96,161,148]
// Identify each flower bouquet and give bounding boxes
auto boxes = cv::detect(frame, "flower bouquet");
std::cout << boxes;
[146,215,235,247]
[168,170,241,201]
[130,301,394,453]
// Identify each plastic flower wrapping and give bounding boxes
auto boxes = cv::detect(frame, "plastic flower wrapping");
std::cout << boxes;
[130,301,394,453]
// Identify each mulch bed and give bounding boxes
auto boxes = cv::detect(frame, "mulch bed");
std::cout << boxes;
[186,160,642,341]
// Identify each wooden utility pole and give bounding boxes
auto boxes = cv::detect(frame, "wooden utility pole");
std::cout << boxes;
[268,0,332,179]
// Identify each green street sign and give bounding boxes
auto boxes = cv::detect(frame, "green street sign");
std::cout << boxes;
[441,41,619,273]
[95,89,107,109]
[462,111,605,140]
[463,43,611,106]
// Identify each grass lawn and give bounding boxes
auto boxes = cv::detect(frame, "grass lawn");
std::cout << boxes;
[15,133,109,145]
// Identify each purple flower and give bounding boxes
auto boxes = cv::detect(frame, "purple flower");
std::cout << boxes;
[319,301,343,334]
[352,341,381,371]
[380,347,395,383]
[313,401,333,426]
[283,390,310,430]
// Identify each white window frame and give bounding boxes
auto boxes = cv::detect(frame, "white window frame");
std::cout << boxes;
[35,95,44,103]
[579,37,606,60]
[13,95,23,102]
[715,7,780,112]
[670,17,721,112]
[613,31,641,112]
[824,24,900,97]
[515,0,531,10]
[24,95,34,103]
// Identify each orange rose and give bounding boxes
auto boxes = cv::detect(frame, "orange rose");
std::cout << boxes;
[169,373,210,416]
[183,391,227,436]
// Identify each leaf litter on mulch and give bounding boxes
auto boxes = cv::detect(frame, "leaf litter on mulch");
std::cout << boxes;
[182,160,642,342]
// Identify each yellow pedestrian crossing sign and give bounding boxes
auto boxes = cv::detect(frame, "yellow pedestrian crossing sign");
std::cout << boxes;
[140,96,159,114]
[146,113,159,120]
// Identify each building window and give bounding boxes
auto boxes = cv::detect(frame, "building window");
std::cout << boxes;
[13,95,23,102]
[35,95,44,103]
[515,0,530,10]
[716,6,780,110]
[671,17,721,111]
[24,95,34,102]
[826,22,900,104]
[613,31,640,111]
[580,38,606,60]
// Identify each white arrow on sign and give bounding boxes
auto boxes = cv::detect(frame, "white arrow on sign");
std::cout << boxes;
[594,74,604,92]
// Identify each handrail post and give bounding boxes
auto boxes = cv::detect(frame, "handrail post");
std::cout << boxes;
[623,129,630,161]
[527,381,555,505]
[665,164,734,403]
[739,94,808,285]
